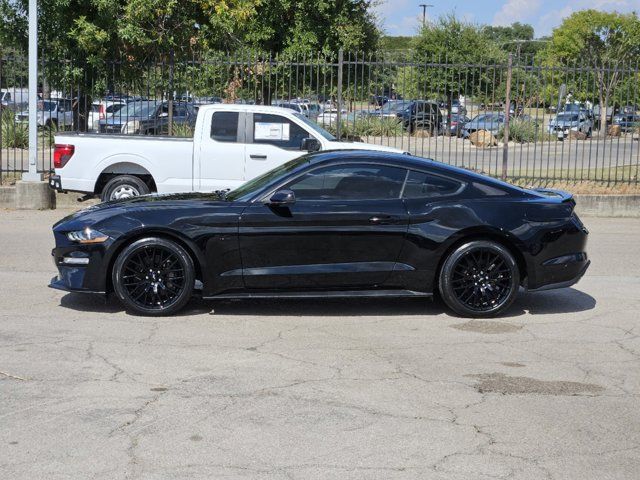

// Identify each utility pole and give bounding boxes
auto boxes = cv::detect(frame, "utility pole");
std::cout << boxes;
[24,0,41,181]
[419,4,433,28]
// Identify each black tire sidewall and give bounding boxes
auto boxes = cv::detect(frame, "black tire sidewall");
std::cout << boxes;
[112,237,195,316]
[102,175,149,202]
[439,240,520,318]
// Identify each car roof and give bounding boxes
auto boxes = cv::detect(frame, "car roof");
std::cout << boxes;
[301,150,521,190]
[198,104,300,115]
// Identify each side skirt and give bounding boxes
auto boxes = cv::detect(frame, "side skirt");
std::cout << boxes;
[204,290,432,300]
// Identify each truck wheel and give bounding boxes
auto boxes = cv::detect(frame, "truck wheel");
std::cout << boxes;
[101,175,150,202]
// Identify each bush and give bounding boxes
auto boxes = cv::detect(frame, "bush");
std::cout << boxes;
[498,118,555,143]
[1,108,29,149]
[171,122,194,138]
[325,116,404,139]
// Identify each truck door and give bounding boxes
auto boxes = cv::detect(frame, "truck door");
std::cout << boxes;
[244,112,317,180]
[197,110,246,192]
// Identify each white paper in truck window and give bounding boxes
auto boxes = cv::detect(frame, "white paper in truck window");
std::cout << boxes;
[255,122,290,141]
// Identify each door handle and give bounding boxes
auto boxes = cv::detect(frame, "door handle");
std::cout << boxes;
[250,154,267,160]
[369,215,392,224]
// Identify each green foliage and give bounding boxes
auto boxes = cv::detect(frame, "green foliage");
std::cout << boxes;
[171,122,194,138]
[380,36,415,52]
[497,118,554,143]
[1,108,28,148]
[326,116,404,139]
[537,10,640,130]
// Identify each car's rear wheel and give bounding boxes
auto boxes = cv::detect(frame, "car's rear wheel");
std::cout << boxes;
[101,175,149,202]
[112,237,195,316]
[439,240,519,317]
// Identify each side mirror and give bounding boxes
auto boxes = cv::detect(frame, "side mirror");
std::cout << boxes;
[268,189,295,206]
[158,112,169,118]
[300,137,320,152]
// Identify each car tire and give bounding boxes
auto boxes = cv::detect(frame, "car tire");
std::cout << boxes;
[439,240,520,318]
[101,175,150,202]
[112,237,195,316]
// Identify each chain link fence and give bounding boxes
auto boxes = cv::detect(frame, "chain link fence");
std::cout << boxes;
[2,51,639,186]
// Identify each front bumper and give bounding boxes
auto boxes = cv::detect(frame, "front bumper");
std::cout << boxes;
[49,243,110,294]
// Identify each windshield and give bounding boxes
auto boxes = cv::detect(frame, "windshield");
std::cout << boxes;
[226,156,311,201]
[556,114,578,122]
[38,101,56,111]
[474,114,502,122]
[293,112,336,141]
[116,101,159,118]
[381,101,410,113]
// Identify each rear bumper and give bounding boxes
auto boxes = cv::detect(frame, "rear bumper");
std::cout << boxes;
[527,255,590,292]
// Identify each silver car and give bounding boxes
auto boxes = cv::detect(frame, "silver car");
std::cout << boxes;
[547,112,593,138]
[15,98,74,129]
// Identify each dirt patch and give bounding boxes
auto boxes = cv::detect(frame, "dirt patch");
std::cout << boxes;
[150,387,168,392]
[189,434,203,442]
[451,320,523,334]
[467,373,604,395]
[501,362,526,368]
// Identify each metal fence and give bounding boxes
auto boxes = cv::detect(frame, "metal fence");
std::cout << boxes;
[2,51,639,186]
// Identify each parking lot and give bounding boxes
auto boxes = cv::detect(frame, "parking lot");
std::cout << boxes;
[1,208,639,479]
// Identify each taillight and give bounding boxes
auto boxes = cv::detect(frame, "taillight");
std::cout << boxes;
[54,144,75,169]
[99,104,105,119]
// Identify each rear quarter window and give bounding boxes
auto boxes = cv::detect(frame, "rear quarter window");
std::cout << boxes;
[402,170,462,199]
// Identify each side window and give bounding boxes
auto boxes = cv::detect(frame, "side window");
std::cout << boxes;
[402,170,462,199]
[286,164,406,201]
[253,113,309,150]
[210,111,239,143]
[174,103,187,117]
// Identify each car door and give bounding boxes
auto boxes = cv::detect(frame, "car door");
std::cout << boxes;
[244,112,318,179]
[238,162,410,290]
[197,110,246,191]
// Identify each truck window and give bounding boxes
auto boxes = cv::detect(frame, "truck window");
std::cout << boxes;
[253,113,309,150]
[211,111,239,142]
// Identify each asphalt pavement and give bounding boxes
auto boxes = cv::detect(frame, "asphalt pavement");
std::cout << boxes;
[0,209,639,479]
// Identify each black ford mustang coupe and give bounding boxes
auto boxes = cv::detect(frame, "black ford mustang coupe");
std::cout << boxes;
[50,150,589,317]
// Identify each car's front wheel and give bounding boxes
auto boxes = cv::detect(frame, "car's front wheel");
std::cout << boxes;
[112,237,195,316]
[439,240,519,317]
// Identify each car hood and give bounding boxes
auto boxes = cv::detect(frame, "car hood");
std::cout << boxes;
[53,192,225,230]
[326,141,405,154]
[550,120,579,127]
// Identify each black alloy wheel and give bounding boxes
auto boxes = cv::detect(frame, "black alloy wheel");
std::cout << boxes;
[112,237,195,316]
[439,240,519,317]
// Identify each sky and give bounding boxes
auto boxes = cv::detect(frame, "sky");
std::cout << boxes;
[374,0,640,37]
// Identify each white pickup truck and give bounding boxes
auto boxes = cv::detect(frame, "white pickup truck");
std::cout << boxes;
[49,104,404,201]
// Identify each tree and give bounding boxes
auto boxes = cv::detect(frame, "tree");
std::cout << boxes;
[538,10,640,133]
[411,14,506,106]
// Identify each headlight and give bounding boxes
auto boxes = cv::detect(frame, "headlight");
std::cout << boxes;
[123,120,140,134]
[67,227,109,244]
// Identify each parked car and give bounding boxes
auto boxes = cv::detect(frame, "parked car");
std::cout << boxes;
[50,104,405,201]
[50,149,590,318]
[400,101,445,134]
[98,100,196,135]
[367,100,414,119]
[547,112,593,138]
[316,107,348,127]
[1,88,29,111]
[15,98,74,129]
[612,113,640,132]
[462,112,505,137]
[89,100,126,132]
[442,114,470,137]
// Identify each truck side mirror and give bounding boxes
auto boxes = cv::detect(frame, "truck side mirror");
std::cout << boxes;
[301,137,320,152]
